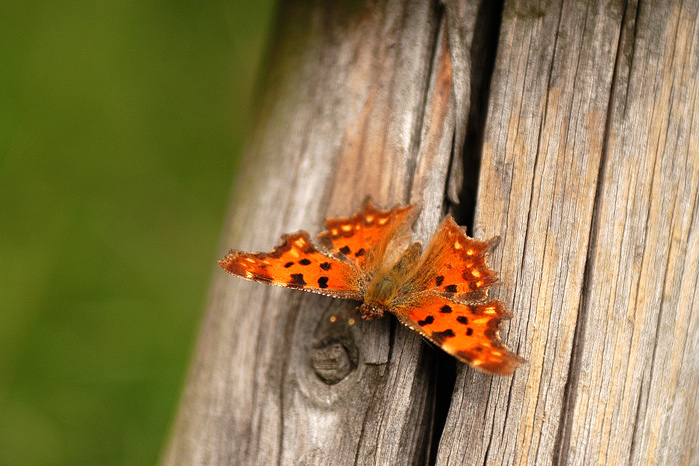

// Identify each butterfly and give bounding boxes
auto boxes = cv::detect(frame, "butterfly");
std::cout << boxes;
[218,199,524,375]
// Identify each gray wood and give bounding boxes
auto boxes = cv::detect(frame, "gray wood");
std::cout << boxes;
[437,0,699,465]
[163,0,699,464]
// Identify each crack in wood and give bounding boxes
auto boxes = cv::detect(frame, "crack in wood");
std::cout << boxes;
[427,351,456,466]
[427,0,506,463]
[457,0,505,229]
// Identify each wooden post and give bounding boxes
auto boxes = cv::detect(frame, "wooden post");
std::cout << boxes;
[163,1,699,465]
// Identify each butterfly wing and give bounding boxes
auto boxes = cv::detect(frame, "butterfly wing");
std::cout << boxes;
[390,293,524,375]
[404,216,499,300]
[218,231,365,300]
[317,198,419,274]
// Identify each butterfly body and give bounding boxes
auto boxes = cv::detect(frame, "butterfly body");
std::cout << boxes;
[219,199,525,375]
[359,241,421,319]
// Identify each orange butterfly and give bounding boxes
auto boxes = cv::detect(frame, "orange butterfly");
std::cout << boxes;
[218,199,524,375]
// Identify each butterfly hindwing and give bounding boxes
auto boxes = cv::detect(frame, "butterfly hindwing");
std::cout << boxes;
[390,293,524,375]
[317,198,418,273]
[218,231,365,299]
[405,216,499,300]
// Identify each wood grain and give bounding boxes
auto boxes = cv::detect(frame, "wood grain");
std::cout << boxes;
[163,0,699,464]
[437,0,699,465]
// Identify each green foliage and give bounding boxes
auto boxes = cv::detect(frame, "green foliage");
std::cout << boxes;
[0,1,274,464]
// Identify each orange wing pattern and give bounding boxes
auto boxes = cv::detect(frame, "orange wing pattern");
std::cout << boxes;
[391,293,524,375]
[406,216,499,301]
[317,198,418,273]
[218,231,365,299]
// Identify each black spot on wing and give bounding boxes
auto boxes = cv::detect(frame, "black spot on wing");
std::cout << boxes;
[318,276,329,289]
[284,262,294,268]
[320,262,331,270]
[457,316,468,325]
[289,273,306,288]
[417,315,434,326]
[435,276,445,286]
[431,329,455,344]
[355,248,365,257]
[466,328,473,336]
[440,305,452,314]
[299,258,311,265]
[444,284,458,293]
[339,245,351,255]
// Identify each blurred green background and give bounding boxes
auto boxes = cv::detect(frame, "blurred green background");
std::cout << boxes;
[0,1,275,465]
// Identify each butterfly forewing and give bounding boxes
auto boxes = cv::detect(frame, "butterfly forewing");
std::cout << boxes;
[391,293,524,375]
[405,216,498,300]
[218,231,365,299]
[317,199,418,273]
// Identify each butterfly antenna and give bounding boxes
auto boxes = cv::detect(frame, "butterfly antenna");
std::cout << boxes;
[329,306,360,326]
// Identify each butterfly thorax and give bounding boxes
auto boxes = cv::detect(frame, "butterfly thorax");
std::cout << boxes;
[360,242,423,320]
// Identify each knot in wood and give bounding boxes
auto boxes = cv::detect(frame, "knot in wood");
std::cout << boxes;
[310,339,356,385]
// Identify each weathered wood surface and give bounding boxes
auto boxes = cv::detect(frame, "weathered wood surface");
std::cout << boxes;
[163,0,699,465]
